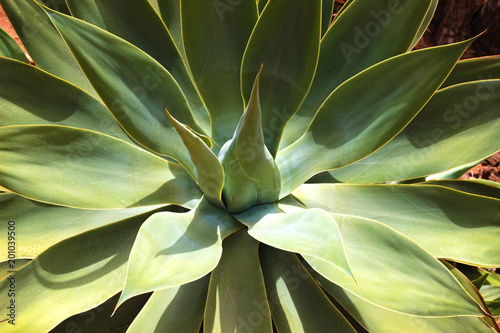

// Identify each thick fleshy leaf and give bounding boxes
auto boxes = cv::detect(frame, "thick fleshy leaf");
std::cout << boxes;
[204,230,272,333]
[422,180,500,200]
[1,0,98,98]
[313,269,499,333]
[119,198,240,306]
[43,8,203,174]
[235,202,354,281]
[0,57,131,142]
[293,184,500,267]
[64,0,210,133]
[241,0,321,156]
[157,0,185,62]
[410,0,438,49]
[0,125,201,209]
[218,69,280,213]
[325,80,500,184]
[0,259,30,280]
[257,0,268,13]
[427,158,484,181]
[277,40,473,196]
[0,218,143,332]
[321,0,334,36]
[260,247,356,333]
[0,193,169,260]
[0,28,28,62]
[281,0,433,150]
[305,214,485,317]
[167,111,224,207]
[128,276,209,333]
[182,0,258,145]
[442,56,500,88]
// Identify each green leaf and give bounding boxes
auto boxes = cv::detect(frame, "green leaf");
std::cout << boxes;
[0,218,143,332]
[280,0,433,150]
[257,0,268,13]
[410,0,438,49]
[422,180,500,200]
[235,202,354,281]
[43,7,203,174]
[128,276,209,333]
[241,0,321,156]
[442,56,500,88]
[0,193,169,260]
[260,247,356,333]
[204,230,272,333]
[277,39,474,196]
[157,0,185,62]
[218,69,280,213]
[321,0,334,36]
[0,57,131,142]
[481,284,500,316]
[1,0,98,98]
[64,0,210,133]
[0,125,201,209]
[326,80,500,184]
[119,198,240,306]
[0,260,30,280]
[167,111,225,207]
[181,0,258,145]
[293,183,500,267]
[0,27,28,63]
[426,157,484,181]
[306,214,485,317]
[313,269,499,333]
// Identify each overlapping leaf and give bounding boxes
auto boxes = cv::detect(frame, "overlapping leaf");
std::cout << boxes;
[281,0,433,149]
[0,125,201,209]
[324,80,500,183]
[277,39,473,196]
[119,199,241,306]
[293,183,500,267]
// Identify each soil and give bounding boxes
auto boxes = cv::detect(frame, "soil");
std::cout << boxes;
[0,3,499,183]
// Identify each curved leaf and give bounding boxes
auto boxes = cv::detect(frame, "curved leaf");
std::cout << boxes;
[306,214,486,317]
[204,230,272,333]
[0,125,201,209]
[1,0,98,98]
[64,0,210,133]
[0,27,28,62]
[260,247,356,333]
[128,276,209,333]
[442,55,500,89]
[235,202,354,281]
[182,0,258,145]
[0,193,168,260]
[157,0,185,62]
[293,183,500,267]
[218,69,280,213]
[118,198,240,306]
[325,80,500,184]
[0,218,143,332]
[241,0,321,156]
[422,180,500,200]
[277,39,474,196]
[167,111,224,207]
[281,0,433,150]
[410,0,438,49]
[321,0,334,36]
[43,7,203,174]
[0,57,131,142]
[314,269,499,333]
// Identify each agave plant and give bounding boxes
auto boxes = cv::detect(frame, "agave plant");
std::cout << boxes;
[1,0,500,331]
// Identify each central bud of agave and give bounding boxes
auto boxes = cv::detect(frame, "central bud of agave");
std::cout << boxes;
[218,68,280,213]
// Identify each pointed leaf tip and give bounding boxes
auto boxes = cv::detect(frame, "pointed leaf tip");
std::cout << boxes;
[166,109,225,208]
